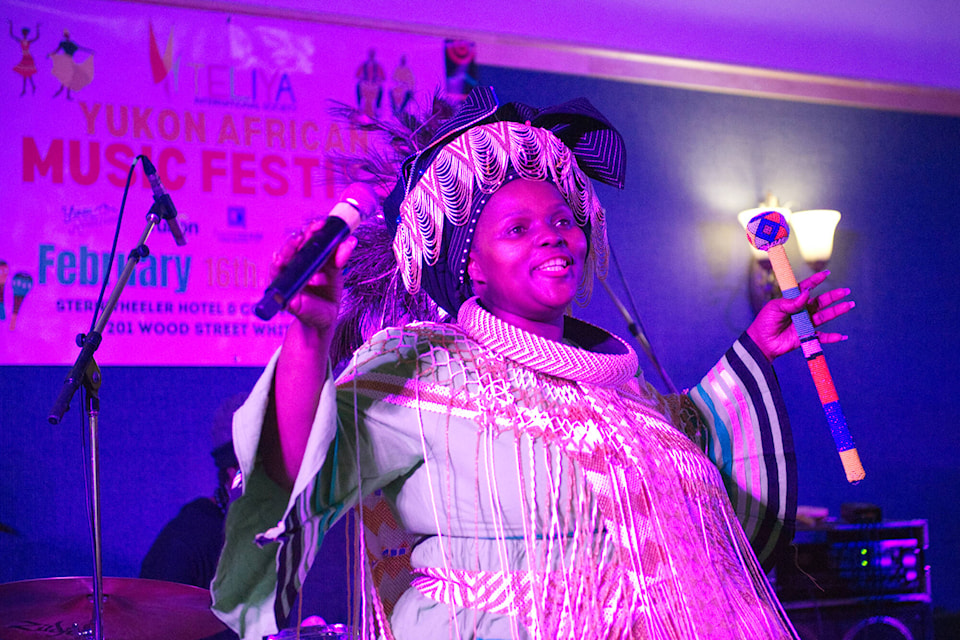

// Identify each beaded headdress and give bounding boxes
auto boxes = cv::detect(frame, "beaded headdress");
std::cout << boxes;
[383,86,627,315]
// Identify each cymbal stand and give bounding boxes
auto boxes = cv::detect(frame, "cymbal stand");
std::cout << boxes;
[48,209,165,640]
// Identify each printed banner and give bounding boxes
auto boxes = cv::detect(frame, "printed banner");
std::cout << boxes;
[2,0,451,365]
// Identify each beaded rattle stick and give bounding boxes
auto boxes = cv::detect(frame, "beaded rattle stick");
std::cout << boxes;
[745,210,864,484]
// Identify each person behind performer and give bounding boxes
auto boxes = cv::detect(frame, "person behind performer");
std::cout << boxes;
[212,86,854,640]
[141,393,246,590]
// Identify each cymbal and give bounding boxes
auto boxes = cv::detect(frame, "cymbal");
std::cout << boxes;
[0,576,229,640]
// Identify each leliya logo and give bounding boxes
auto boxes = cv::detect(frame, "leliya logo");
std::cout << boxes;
[149,21,175,84]
[146,18,297,110]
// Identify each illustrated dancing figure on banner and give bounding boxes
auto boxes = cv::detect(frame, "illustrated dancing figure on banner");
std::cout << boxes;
[390,55,415,116]
[9,21,40,96]
[49,29,95,100]
[213,86,855,640]
[355,48,385,119]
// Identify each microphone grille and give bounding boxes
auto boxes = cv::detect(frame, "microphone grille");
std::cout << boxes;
[341,182,379,219]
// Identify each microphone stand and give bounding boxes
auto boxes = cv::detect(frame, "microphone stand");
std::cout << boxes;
[600,245,679,394]
[48,209,164,640]
[599,278,678,395]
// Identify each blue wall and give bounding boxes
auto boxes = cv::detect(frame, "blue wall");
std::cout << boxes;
[2,65,959,622]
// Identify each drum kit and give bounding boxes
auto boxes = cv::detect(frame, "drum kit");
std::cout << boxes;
[0,203,233,638]
[0,575,354,639]
[0,197,351,639]
[0,575,229,639]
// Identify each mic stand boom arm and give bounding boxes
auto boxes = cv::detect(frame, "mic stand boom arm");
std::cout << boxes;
[49,219,157,423]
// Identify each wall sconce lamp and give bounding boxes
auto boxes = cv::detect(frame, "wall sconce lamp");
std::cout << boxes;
[738,195,841,313]
[790,208,842,272]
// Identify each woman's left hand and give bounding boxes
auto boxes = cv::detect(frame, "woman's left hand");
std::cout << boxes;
[746,270,855,362]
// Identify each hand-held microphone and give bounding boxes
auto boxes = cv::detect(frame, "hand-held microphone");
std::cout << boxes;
[141,156,187,247]
[746,210,864,484]
[254,183,378,321]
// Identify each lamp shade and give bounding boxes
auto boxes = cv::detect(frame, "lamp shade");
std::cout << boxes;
[790,209,841,265]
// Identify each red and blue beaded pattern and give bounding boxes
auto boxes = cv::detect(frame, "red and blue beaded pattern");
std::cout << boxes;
[746,211,864,483]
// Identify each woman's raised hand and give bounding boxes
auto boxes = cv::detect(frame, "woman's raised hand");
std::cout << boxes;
[746,270,855,362]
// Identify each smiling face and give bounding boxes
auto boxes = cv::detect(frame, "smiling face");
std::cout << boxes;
[467,179,588,338]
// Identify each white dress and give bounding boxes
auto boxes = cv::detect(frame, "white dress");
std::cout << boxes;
[212,298,798,640]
